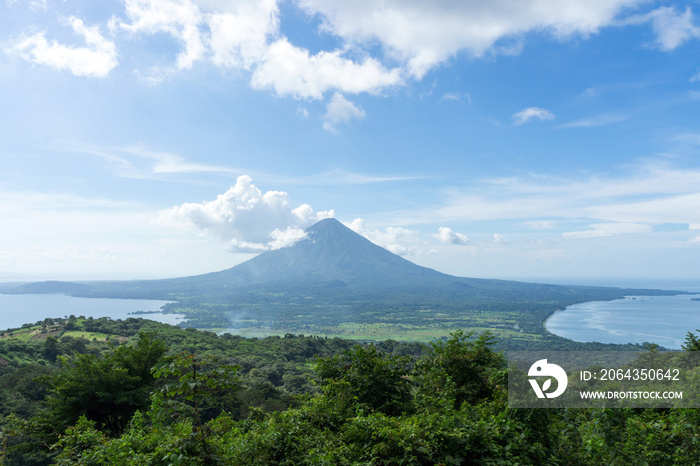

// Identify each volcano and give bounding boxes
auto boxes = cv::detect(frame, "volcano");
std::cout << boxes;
[9,218,678,321]
[185,217,455,291]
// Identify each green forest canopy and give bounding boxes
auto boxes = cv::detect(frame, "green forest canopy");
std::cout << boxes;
[1,317,700,464]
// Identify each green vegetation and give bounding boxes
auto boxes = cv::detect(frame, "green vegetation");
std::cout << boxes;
[156,283,682,340]
[1,317,700,464]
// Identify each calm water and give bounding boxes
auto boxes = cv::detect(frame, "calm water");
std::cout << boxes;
[0,293,184,331]
[546,294,700,349]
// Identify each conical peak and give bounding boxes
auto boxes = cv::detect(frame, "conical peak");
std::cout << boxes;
[303,218,376,248]
[305,217,346,233]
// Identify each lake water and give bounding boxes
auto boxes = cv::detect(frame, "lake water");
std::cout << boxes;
[0,293,184,331]
[545,293,700,349]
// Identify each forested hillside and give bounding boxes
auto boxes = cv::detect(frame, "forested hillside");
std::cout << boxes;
[1,317,699,464]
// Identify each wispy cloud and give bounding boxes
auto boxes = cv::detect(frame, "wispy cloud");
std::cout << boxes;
[0,190,138,216]
[563,222,652,239]
[622,6,700,51]
[391,161,700,231]
[440,92,471,103]
[68,142,241,179]
[557,113,627,128]
[281,170,430,186]
[512,107,555,125]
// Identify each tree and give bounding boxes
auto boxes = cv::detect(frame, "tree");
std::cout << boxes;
[153,352,240,432]
[41,331,168,435]
[682,330,700,351]
[417,330,505,408]
[315,344,413,416]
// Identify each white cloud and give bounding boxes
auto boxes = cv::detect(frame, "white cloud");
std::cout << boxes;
[10,16,118,77]
[207,0,279,70]
[119,0,205,69]
[635,6,700,51]
[394,161,700,230]
[83,0,648,94]
[251,38,402,99]
[159,175,334,252]
[299,0,644,77]
[513,107,555,125]
[434,226,469,245]
[7,0,47,11]
[562,222,652,239]
[440,92,471,103]
[9,0,677,100]
[521,220,557,230]
[323,93,365,132]
[282,170,429,185]
[346,218,420,256]
[71,143,241,179]
[557,113,627,128]
[116,0,403,97]
[493,233,508,245]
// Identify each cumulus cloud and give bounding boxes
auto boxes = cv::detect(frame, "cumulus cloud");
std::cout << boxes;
[28,0,647,91]
[562,222,652,239]
[299,0,644,77]
[10,0,685,130]
[250,38,402,99]
[159,175,334,252]
[117,1,402,98]
[345,218,420,256]
[434,226,469,245]
[118,0,205,68]
[10,16,118,77]
[207,0,280,70]
[323,93,365,132]
[512,107,555,125]
[120,0,645,83]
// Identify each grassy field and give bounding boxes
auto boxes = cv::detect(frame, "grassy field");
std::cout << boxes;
[1,321,119,342]
[204,320,547,344]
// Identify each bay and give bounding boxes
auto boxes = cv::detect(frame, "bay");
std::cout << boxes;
[0,293,184,331]
[545,294,700,349]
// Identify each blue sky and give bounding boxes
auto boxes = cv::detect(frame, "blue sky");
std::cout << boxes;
[1,0,700,283]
